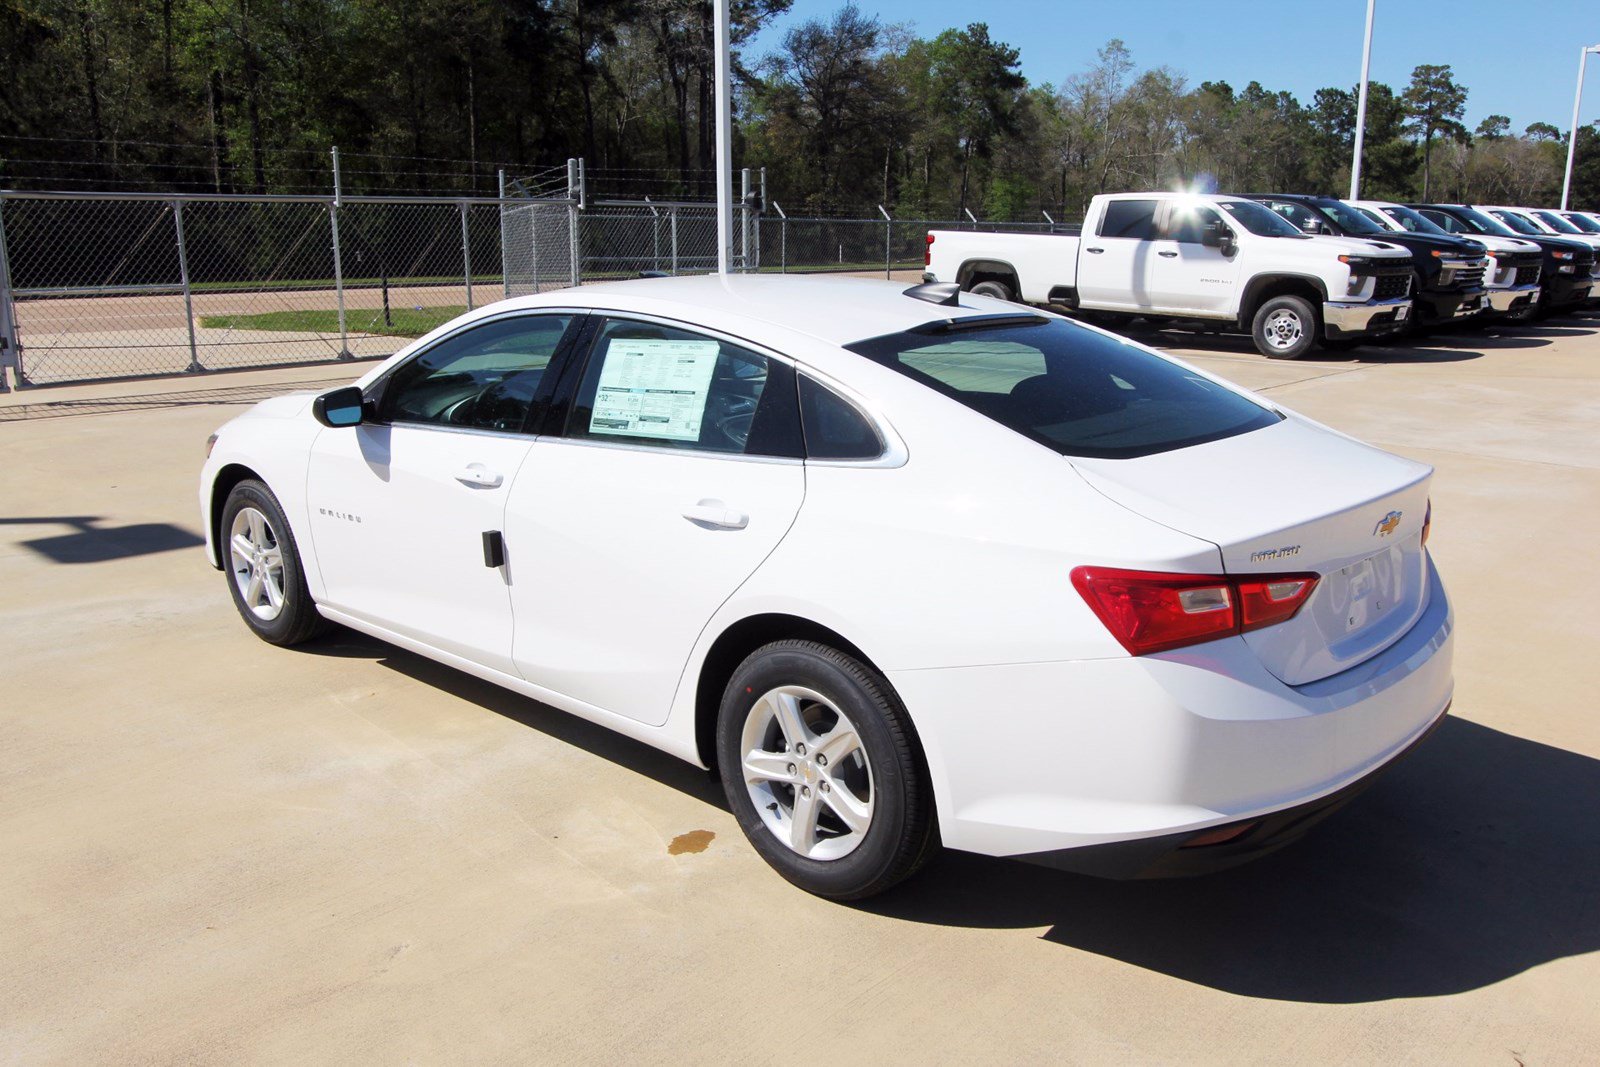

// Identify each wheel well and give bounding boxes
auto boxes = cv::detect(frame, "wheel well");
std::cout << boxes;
[209,463,262,569]
[694,614,902,771]
[1240,276,1325,327]
[957,259,1021,294]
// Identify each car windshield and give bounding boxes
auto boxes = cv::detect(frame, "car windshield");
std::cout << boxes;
[1447,207,1518,237]
[1489,209,1543,235]
[1380,205,1448,235]
[1217,200,1302,237]
[1318,201,1388,234]
[1562,213,1600,233]
[844,318,1281,460]
[1532,210,1583,234]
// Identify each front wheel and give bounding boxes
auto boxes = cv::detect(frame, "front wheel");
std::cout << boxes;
[220,479,330,646]
[716,640,937,900]
[1251,295,1319,359]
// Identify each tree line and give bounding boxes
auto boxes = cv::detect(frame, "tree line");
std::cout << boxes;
[3,0,1598,216]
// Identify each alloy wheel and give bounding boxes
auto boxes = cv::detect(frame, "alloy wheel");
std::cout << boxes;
[229,506,286,622]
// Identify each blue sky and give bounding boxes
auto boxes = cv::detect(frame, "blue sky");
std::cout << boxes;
[748,0,1600,133]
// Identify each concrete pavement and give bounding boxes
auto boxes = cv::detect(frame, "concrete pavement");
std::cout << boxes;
[2,311,1598,1063]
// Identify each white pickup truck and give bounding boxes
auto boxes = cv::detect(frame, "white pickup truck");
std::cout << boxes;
[923,192,1416,359]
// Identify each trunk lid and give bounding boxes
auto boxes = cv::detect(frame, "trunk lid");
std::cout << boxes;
[1070,417,1433,685]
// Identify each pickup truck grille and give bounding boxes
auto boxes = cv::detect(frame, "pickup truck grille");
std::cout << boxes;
[1373,274,1410,300]
[1514,264,1541,286]
[1451,266,1486,290]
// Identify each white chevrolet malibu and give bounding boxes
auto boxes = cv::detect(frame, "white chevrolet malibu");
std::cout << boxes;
[200,274,1453,899]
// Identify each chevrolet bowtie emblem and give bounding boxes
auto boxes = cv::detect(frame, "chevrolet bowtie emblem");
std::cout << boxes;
[1374,510,1402,537]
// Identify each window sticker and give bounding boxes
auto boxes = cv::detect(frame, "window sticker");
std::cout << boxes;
[590,337,721,442]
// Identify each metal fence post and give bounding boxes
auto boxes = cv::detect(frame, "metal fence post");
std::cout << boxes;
[0,197,20,390]
[740,169,751,272]
[459,200,474,310]
[883,206,894,278]
[772,201,786,274]
[171,199,203,373]
[498,169,511,300]
[329,147,352,358]
[670,206,679,276]
[567,158,581,287]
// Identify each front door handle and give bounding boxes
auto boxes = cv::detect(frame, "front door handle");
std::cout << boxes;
[682,503,748,529]
[1085,247,1105,254]
[1158,250,1178,258]
[454,465,503,488]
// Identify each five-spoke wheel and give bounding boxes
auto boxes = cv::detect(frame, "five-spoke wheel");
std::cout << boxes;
[220,479,330,646]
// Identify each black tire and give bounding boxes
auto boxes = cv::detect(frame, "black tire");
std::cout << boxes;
[968,279,1014,301]
[715,640,937,900]
[219,479,331,646]
[1251,294,1319,359]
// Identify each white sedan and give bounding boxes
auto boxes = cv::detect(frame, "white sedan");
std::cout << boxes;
[200,274,1454,898]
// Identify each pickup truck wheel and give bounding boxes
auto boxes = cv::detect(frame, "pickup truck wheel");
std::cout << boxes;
[1252,295,1318,360]
[968,279,1014,302]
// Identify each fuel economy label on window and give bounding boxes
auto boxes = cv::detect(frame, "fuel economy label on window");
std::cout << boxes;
[590,338,721,442]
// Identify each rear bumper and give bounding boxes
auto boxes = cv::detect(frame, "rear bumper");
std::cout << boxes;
[1322,297,1412,338]
[890,557,1454,873]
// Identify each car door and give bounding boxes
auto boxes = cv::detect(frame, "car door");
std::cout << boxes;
[504,314,807,726]
[1148,203,1238,314]
[305,311,580,675]
[1076,198,1159,310]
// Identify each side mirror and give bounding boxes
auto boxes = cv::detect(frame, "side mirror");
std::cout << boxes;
[312,385,367,428]
[1203,221,1237,256]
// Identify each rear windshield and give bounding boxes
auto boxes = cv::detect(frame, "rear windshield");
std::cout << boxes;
[844,318,1281,459]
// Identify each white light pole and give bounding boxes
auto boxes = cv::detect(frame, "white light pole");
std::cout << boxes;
[714,0,733,275]
[1561,44,1600,210]
[1349,0,1376,199]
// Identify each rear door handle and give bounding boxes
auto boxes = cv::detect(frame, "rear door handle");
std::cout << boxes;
[1158,250,1178,258]
[1086,247,1105,254]
[454,465,503,488]
[682,503,748,529]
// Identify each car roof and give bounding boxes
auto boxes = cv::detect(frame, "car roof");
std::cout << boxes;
[475,273,1023,348]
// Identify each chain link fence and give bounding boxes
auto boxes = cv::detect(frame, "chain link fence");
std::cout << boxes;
[0,183,1076,389]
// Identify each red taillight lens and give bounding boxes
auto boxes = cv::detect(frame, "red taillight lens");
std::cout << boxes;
[925,232,935,266]
[1422,499,1432,546]
[1071,566,1320,656]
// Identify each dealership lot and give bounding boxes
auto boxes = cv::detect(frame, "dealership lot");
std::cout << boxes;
[3,314,1598,1062]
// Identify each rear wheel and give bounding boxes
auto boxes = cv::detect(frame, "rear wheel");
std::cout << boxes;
[716,640,937,900]
[1251,295,1318,359]
[968,278,1014,301]
[220,480,330,646]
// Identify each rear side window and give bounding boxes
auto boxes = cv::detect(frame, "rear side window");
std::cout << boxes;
[1098,200,1158,240]
[799,376,882,460]
[845,319,1281,460]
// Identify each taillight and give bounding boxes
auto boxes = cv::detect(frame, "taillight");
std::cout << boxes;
[1071,566,1320,656]
[925,232,935,266]
[1422,499,1432,546]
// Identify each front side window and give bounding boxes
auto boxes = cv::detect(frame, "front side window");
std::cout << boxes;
[566,318,802,457]
[845,318,1280,460]
[1099,200,1159,240]
[1218,199,1303,237]
[380,314,574,432]
[1490,210,1543,236]
[1380,205,1446,235]
[1262,199,1320,231]
[1164,205,1225,244]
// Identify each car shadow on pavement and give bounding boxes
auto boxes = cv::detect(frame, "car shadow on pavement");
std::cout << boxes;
[863,716,1600,1003]
[1118,328,1498,363]
[0,515,205,563]
[300,629,727,807]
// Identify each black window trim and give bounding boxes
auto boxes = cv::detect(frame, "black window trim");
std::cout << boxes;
[361,307,591,437]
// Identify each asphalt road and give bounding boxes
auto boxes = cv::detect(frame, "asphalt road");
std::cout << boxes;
[3,309,1597,1063]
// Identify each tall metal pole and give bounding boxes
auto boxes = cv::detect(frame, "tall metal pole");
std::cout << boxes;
[740,168,751,272]
[459,201,474,310]
[1562,47,1598,210]
[1349,0,1376,200]
[714,0,733,276]
[329,147,351,359]
[1350,0,1376,199]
